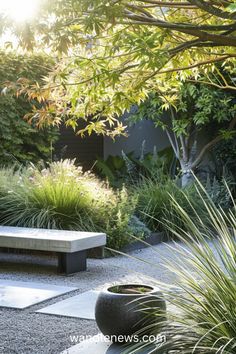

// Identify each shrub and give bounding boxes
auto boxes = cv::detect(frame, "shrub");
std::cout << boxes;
[94,187,139,250]
[95,145,176,188]
[205,175,234,210]
[134,177,205,233]
[0,51,58,165]
[0,160,138,249]
[134,173,233,234]
[213,138,236,195]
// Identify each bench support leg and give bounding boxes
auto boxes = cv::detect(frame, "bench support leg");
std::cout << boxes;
[58,251,87,275]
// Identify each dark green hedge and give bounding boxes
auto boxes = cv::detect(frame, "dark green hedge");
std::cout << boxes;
[0,51,58,165]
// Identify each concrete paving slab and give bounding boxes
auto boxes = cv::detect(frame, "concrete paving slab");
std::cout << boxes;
[37,290,99,319]
[0,279,77,309]
[61,334,157,354]
[61,334,110,354]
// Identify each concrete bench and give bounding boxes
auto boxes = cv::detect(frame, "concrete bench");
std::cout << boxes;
[0,226,106,275]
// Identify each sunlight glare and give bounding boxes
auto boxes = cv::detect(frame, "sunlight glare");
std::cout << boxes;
[0,0,40,22]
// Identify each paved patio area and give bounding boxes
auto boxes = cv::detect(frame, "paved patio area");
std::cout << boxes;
[0,242,182,354]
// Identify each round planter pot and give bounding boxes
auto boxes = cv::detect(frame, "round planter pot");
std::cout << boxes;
[95,284,166,342]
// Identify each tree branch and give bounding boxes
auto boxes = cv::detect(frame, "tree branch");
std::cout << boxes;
[188,0,236,20]
[165,102,180,159]
[135,55,232,89]
[166,128,180,159]
[135,0,197,7]
[122,12,236,46]
[187,79,236,90]
[158,55,233,74]
[126,4,155,17]
[169,40,231,56]
[123,11,236,32]
[180,133,188,162]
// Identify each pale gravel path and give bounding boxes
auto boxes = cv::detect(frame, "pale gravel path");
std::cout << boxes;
[0,242,183,354]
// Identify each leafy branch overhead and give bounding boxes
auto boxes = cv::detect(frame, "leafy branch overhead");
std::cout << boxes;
[1,0,236,136]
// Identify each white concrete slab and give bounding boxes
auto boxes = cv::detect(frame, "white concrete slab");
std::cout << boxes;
[0,279,77,309]
[61,335,111,354]
[37,290,99,319]
[0,225,106,252]
[61,334,157,354]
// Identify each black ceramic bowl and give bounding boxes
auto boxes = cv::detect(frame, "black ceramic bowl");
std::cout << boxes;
[95,284,166,341]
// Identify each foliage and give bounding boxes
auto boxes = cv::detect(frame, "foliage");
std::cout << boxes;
[2,0,236,138]
[128,144,178,181]
[205,175,235,210]
[96,146,177,188]
[3,3,235,184]
[0,51,58,165]
[130,82,236,185]
[127,216,151,241]
[0,166,20,198]
[128,182,236,353]
[134,177,202,232]
[134,174,233,233]
[95,153,132,188]
[132,83,236,136]
[95,186,139,250]
[214,138,236,182]
[0,160,138,250]
[161,184,236,353]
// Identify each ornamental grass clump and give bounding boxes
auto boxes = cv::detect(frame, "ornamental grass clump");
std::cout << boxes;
[0,160,94,229]
[0,160,137,249]
[163,187,236,353]
[130,182,236,353]
[134,176,208,233]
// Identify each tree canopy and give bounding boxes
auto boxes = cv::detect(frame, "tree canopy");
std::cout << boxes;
[1,0,236,136]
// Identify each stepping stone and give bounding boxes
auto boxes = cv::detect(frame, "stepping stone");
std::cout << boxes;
[61,334,111,354]
[37,290,99,319]
[61,334,158,354]
[0,279,77,309]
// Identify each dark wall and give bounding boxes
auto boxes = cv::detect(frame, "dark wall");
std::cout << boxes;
[104,109,170,159]
[54,123,103,170]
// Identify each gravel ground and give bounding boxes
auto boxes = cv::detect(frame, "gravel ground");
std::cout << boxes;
[0,242,183,354]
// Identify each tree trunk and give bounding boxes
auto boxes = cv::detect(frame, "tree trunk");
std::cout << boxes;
[180,161,194,188]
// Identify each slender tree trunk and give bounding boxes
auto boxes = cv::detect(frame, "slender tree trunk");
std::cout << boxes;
[164,129,195,187]
[179,136,197,187]
[180,160,194,187]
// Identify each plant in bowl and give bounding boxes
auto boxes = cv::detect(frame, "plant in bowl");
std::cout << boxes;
[95,284,166,343]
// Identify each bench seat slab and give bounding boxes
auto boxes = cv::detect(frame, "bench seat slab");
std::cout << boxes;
[0,226,106,253]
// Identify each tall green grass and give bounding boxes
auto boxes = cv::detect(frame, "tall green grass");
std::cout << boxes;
[134,176,210,234]
[128,182,236,353]
[0,160,137,249]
